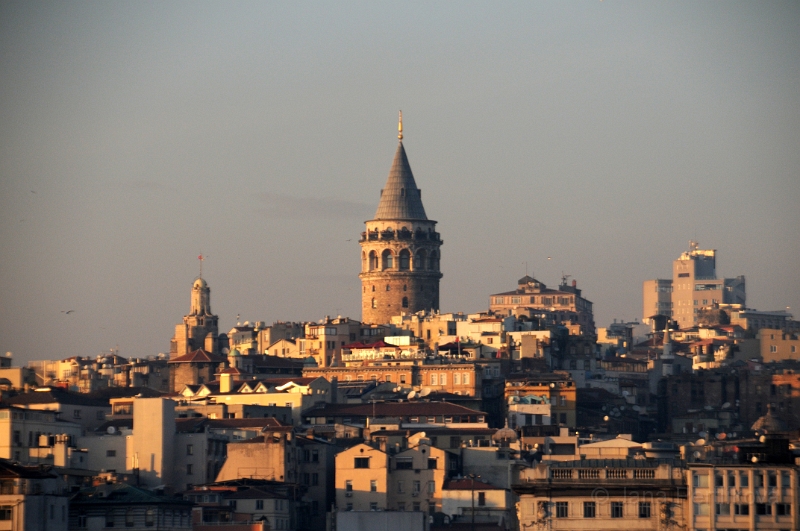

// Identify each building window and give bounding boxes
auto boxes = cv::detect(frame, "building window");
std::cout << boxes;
[716,503,730,516]
[428,458,437,469]
[775,503,791,516]
[186,444,193,456]
[73,410,82,419]
[371,298,377,309]
[386,284,391,291]
[382,250,393,270]
[755,503,772,515]
[106,450,116,457]
[370,480,377,492]
[399,250,410,270]
[346,503,353,511]
[611,501,623,518]
[145,509,155,527]
[770,345,778,353]
[105,510,115,527]
[402,297,409,308]
[583,502,595,518]
[397,481,404,493]
[477,492,485,506]
[454,373,460,385]
[345,480,353,492]
[439,374,447,385]
[0,506,12,520]
[312,473,319,486]
[694,503,709,516]
[639,502,651,518]
[354,457,370,468]
[398,502,405,511]
[125,509,134,527]
[463,374,470,385]
[256,500,264,510]
[556,502,568,518]
[430,374,437,385]
[370,502,378,511]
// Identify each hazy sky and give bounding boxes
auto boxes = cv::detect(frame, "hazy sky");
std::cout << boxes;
[1,2,798,365]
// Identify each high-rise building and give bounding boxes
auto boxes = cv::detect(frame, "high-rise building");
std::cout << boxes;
[643,241,745,329]
[359,114,442,324]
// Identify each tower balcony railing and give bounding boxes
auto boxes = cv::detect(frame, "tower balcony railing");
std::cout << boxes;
[360,230,441,243]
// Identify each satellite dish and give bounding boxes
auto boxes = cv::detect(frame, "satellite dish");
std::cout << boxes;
[717,433,726,440]
[704,405,713,411]
[722,402,730,409]
[620,406,626,411]
[696,438,706,445]
[408,391,417,400]
[633,405,641,412]
[693,451,701,459]
[106,426,116,435]
[420,387,431,397]
[699,431,707,438]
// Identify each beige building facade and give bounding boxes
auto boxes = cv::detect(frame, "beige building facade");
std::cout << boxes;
[643,242,746,329]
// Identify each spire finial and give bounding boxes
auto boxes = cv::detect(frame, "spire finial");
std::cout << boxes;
[398,110,403,140]
[198,253,205,278]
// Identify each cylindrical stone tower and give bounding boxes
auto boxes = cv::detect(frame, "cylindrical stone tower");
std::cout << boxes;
[359,114,442,324]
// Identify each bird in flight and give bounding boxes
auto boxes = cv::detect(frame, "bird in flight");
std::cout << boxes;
[62,310,75,314]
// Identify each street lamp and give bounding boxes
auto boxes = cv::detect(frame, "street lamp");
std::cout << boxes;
[467,473,479,531]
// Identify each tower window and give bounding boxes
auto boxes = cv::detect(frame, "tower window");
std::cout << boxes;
[399,249,410,270]
[369,251,378,271]
[402,297,409,308]
[403,285,407,291]
[372,285,375,292]
[415,250,426,270]
[382,250,393,270]
[372,298,377,309]
[386,285,391,291]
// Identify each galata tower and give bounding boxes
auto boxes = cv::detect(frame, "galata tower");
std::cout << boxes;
[359,113,442,324]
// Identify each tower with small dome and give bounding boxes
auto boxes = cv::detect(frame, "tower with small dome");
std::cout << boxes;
[359,113,443,324]
[170,275,221,358]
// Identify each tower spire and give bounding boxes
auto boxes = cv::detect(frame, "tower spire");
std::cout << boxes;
[398,110,403,140]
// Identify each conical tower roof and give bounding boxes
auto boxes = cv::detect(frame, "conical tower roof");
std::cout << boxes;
[373,141,428,221]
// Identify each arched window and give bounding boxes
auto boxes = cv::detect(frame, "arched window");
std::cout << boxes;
[402,297,409,308]
[399,249,410,270]
[372,285,376,292]
[369,251,378,271]
[403,285,407,291]
[362,252,367,272]
[429,251,439,271]
[386,285,391,291]
[415,250,427,270]
[371,298,377,309]
[381,250,393,270]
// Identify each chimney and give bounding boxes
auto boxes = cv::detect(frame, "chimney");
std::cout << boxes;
[54,434,69,467]
[220,372,233,394]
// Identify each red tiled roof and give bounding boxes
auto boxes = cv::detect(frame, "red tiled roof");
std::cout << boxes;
[170,349,226,364]
[303,401,485,418]
[207,418,288,429]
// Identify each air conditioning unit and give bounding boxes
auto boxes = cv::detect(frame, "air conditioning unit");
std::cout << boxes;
[345,492,352,497]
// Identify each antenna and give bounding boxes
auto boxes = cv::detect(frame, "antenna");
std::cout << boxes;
[198,253,205,277]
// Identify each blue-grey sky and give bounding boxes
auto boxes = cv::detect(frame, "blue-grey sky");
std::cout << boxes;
[1,2,798,364]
